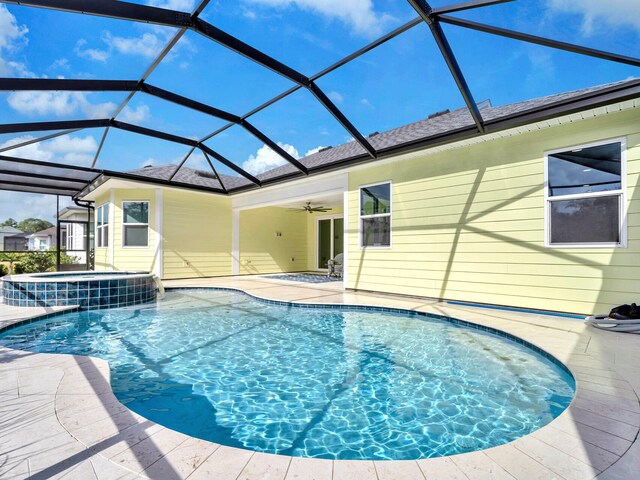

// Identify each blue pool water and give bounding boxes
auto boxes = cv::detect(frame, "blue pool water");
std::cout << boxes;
[0,289,574,460]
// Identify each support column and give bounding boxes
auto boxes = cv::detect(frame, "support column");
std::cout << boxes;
[342,183,349,287]
[154,188,163,278]
[109,190,115,271]
[232,209,240,275]
[55,195,61,271]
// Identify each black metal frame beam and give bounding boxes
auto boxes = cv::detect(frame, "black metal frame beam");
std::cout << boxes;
[101,170,226,195]
[0,118,262,185]
[0,0,637,198]
[407,0,485,132]
[0,77,308,175]
[0,0,377,161]
[0,169,89,184]
[0,152,228,196]
[0,119,109,135]
[169,146,196,181]
[437,15,640,68]
[0,179,78,193]
[202,150,226,193]
[0,153,100,174]
[198,15,425,144]
[199,144,262,186]
[0,184,77,196]
[432,0,515,15]
[0,127,83,154]
[225,79,640,194]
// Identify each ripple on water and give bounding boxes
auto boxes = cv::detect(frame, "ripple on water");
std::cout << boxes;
[0,289,575,460]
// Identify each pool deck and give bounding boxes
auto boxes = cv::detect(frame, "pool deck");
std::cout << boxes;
[0,275,639,479]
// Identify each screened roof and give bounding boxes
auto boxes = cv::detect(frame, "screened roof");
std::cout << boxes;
[0,0,638,198]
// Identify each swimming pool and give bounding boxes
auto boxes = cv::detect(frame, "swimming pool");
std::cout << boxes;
[0,289,575,460]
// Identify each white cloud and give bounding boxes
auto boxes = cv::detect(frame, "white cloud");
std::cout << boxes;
[304,146,325,157]
[75,25,194,63]
[0,134,98,166]
[119,104,151,123]
[50,58,70,70]
[186,152,209,170]
[360,98,373,108]
[0,5,28,52]
[7,91,117,119]
[102,31,167,59]
[0,5,31,77]
[243,142,300,175]
[0,191,63,223]
[243,8,258,19]
[0,58,32,77]
[147,0,195,10]
[547,0,640,34]
[328,91,343,103]
[74,39,109,62]
[246,0,394,37]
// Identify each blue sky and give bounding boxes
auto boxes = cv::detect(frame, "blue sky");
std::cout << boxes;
[0,0,638,220]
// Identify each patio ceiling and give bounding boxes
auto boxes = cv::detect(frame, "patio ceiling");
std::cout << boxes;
[0,0,638,198]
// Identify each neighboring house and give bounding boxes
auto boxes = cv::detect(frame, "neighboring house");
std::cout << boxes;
[0,226,24,251]
[58,206,90,265]
[27,227,57,252]
[77,79,640,315]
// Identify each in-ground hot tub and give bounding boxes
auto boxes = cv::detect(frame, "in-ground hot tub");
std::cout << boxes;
[1,271,157,309]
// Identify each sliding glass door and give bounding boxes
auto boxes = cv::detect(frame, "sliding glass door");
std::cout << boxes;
[317,216,344,270]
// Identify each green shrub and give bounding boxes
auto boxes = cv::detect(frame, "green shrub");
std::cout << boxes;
[18,252,55,274]
[0,264,7,277]
[13,263,25,274]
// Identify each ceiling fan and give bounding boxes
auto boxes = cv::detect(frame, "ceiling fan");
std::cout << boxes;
[289,202,333,214]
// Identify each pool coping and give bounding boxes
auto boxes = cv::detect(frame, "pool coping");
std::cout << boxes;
[0,280,638,479]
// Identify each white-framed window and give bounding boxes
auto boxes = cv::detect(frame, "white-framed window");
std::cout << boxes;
[359,182,391,248]
[66,226,74,250]
[545,138,626,248]
[122,201,149,248]
[96,203,109,248]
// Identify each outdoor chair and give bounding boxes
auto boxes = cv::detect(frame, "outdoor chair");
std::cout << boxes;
[327,253,343,278]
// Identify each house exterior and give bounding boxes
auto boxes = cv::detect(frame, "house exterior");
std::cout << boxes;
[58,206,90,265]
[0,226,24,251]
[27,227,57,251]
[77,80,640,315]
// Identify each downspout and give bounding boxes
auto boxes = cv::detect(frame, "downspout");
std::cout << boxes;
[74,198,95,271]
[56,195,60,271]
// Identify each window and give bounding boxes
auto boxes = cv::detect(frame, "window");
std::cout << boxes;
[360,182,391,248]
[96,203,109,248]
[122,201,149,247]
[546,140,625,247]
[66,226,73,250]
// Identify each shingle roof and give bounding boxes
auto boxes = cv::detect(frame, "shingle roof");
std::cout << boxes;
[124,79,639,192]
[125,164,249,191]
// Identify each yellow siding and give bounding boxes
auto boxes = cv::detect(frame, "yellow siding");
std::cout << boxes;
[112,189,158,272]
[347,108,640,314]
[93,192,110,271]
[239,207,307,274]
[163,190,231,279]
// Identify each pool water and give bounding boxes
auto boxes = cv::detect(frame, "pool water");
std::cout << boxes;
[0,289,575,460]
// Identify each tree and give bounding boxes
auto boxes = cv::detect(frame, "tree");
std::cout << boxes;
[0,252,22,274]
[16,218,54,234]
[0,218,17,228]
